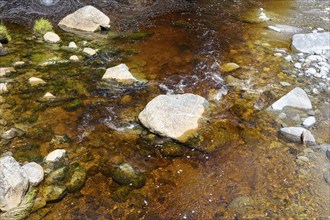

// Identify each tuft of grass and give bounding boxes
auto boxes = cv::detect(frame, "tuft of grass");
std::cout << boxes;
[33,18,53,36]
[0,24,11,43]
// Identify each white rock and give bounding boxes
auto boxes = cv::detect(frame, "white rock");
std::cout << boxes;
[68,41,78,49]
[0,156,29,212]
[0,83,8,94]
[44,149,67,163]
[0,67,15,77]
[138,93,208,142]
[312,88,319,94]
[58,5,110,32]
[69,55,79,62]
[22,162,44,186]
[280,127,316,145]
[305,68,317,75]
[102,64,138,82]
[294,63,302,69]
[83,47,96,56]
[280,82,291,87]
[13,61,25,67]
[42,92,56,100]
[284,55,292,62]
[29,77,46,86]
[43,32,61,43]
[270,87,312,111]
[268,26,281,32]
[274,53,282,57]
[292,32,330,54]
[303,116,316,128]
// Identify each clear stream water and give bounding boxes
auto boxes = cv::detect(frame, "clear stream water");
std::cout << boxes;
[0,0,329,219]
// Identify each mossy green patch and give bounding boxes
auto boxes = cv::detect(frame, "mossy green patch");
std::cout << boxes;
[63,99,83,111]
[33,18,53,37]
[0,24,11,43]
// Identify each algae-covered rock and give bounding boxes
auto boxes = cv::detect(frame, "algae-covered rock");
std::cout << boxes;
[160,142,186,157]
[112,163,146,189]
[65,163,87,193]
[41,185,67,202]
[228,196,254,214]
[110,186,132,202]
[220,62,240,73]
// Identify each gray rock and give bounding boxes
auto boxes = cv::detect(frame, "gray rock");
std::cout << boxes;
[292,32,330,54]
[44,149,66,163]
[280,127,316,146]
[0,67,15,77]
[68,41,77,49]
[58,5,110,32]
[28,77,46,86]
[43,32,61,43]
[270,87,312,111]
[139,93,208,142]
[0,43,6,56]
[69,55,79,62]
[280,82,291,87]
[65,163,87,193]
[294,62,302,69]
[102,64,138,83]
[271,24,303,33]
[303,116,316,128]
[0,156,29,212]
[0,83,8,94]
[22,162,44,186]
[324,170,330,185]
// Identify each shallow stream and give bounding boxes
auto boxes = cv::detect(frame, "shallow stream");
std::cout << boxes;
[0,0,329,219]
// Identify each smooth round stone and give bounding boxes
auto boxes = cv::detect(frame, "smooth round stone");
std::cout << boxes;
[22,162,44,186]
[68,41,77,49]
[305,68,317,75]
[294,63,302,69]
[43,32,61,43]
[44,149,67,163]
[69,55,79,62]
[220,62,240,73]
[29,77,46,86]
[83,48,96,56]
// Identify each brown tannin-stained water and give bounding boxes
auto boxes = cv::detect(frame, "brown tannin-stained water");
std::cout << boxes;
[0,0,329,219]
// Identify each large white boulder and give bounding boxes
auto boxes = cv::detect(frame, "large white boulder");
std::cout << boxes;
[0,156,29,212]
[102,64,138,83]
[22,162,44,186]
[139,94,209,142]
[270,87,312,111]
[58,5,110,32]
[292,32,330,54]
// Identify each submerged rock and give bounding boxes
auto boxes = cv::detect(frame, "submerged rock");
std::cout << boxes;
[0,156,29,212]
[239,8,270,23]
[58,5,110,32]
[112,163,146,189]
[65,163,87,193]
[220,62,240,73]
[22,162,44,186]
[228,196,254,214]
[270,87,312,111]
[41,185,67,202]
[1,128,25,140]
[139,93,208,142]
[43,32,61,43]
[43,149,67,174]
[102,64,138,83]
[292,32,330,54]
[280,127,316,146]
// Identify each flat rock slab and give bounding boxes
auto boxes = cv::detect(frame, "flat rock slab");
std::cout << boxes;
[58,5,110,32]
[270,87,312,111]
[280,127,316,146]
[292,32,330,54]
[139,93,208,142]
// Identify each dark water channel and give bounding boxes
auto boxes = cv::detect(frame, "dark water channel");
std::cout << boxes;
[0,0,329,219]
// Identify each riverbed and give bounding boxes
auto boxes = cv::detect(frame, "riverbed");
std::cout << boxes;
[0,0,329,219]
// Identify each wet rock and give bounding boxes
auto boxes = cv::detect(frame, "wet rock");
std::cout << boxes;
[292,32,330,54]
[228,196,254,214]
[302,116,316,128]
[270,87,312,111]
[0,156,29,212]
[220,62,240,73]
[0,43,6,56]
[0,67,15,77]
[13,61,25,67]
[1,128,25,140]
[0,83,9,94]
[22,162,44,186]
[65,163,87,193]
[58,5,110,32]
[270,24,303,33]
[83,47,96,56]
[31,196,47,212]
[69,55,79,62]
[112,163,146,189]
[280,127,316,146]
[224,75,245,88]
[63,99,83,111]
[280,82,291,87]
[110,186,132,202]
[43,32,61,43]
[50,135,71,148]
[43,149,67,174]
[160,142,186,157]
[41,185,67,202]
[139,93,208,142]
[28,77,46,86]
[102,64,138,83]
[45,167,67,185]
[40,92,56,101]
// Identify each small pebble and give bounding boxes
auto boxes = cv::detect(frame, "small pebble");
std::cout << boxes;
[303,116,316,128]
[294,63,302,69]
